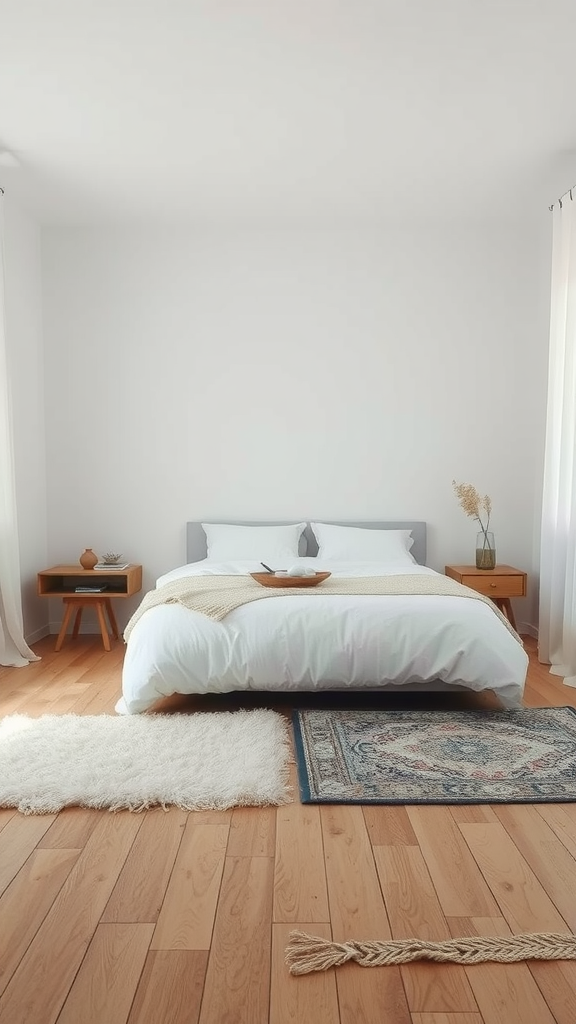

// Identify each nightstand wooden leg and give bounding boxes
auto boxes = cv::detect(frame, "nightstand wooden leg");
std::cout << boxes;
[72,607,83,638]
[55,599,75,651]
[494,597,517,632]
[95,599,111,651]
[104,598,120,640]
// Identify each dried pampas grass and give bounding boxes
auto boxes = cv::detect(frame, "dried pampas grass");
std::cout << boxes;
[452,480,492,535]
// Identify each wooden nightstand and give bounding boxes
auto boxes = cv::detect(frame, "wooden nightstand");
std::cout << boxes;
[38,564,143,651]
[444,564,527,632]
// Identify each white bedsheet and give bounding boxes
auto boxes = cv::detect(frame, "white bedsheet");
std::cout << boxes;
[117,559,529,714]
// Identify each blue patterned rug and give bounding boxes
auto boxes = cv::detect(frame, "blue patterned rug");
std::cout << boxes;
[292,707,576,804]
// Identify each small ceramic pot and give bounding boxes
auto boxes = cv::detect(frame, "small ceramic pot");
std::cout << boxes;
[79,548,98,570]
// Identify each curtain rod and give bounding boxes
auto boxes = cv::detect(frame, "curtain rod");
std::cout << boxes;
[549,185,575,212]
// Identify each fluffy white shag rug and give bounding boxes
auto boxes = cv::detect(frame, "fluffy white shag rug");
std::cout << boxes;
[0,709,292,814]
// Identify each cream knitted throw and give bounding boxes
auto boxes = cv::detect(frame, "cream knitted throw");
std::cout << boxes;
[124,573,522,644]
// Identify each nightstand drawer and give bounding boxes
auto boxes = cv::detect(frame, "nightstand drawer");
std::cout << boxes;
[445,564,526,632]
[458,573,526,598]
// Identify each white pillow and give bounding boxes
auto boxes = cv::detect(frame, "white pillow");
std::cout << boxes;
[310,523,416,563]
[201,522,306,562]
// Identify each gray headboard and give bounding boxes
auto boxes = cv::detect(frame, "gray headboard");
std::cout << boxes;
[186,521,427,565]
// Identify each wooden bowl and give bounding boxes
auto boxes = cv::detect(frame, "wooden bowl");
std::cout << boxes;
[250,571,331,589]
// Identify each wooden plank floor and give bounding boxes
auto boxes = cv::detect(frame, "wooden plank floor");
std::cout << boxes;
[1,634,576,1023]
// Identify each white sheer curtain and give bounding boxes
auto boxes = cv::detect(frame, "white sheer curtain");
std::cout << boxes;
[539,191,576,685]
[0,191,40,665]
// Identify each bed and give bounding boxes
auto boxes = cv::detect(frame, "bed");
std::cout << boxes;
[116,520,528,714]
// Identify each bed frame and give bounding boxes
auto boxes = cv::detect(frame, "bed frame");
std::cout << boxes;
[186,521,427,565]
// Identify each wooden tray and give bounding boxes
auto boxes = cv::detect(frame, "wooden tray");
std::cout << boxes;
[250,571,331,589]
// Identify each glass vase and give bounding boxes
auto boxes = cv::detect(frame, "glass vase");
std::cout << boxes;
[476,531,496,570]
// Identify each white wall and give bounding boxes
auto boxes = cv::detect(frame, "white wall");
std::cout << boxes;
[3,198,48,641]
[41,224,551,632]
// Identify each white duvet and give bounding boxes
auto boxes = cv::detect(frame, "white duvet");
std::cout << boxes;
[117,558,529,714]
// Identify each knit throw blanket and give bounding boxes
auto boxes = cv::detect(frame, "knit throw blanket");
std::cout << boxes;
[124,574,522,644]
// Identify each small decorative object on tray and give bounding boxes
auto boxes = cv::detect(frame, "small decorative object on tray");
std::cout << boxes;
[93,552,129,569]
[251,571,331,589]
[94,554,130,571]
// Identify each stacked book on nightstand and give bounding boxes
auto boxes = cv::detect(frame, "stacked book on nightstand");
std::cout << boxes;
[93,562,130,570]
[75,584,108,593]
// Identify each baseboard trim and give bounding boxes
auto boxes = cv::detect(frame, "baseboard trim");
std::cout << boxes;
[26,625,50,644]
[48,622,109,637]
[518,622,538,639]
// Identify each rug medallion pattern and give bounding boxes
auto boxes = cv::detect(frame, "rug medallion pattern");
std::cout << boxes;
[293,707,576,804]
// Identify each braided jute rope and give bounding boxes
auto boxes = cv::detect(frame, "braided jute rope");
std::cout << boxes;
[285,930,576,975]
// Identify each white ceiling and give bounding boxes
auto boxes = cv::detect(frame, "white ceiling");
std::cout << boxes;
[1,0,576,226]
